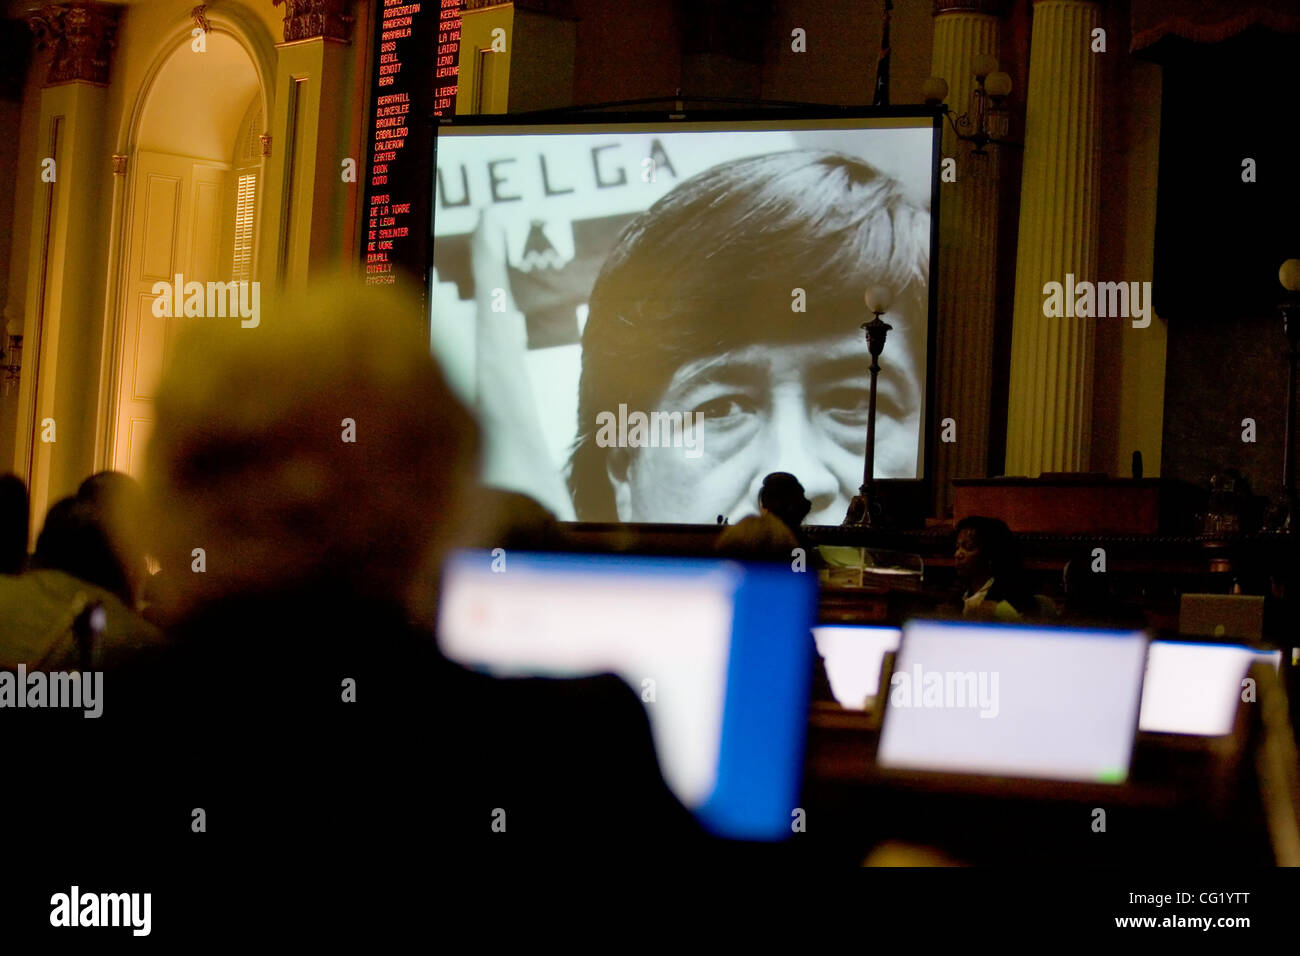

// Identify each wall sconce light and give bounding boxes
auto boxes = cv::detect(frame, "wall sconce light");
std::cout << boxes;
[924,54,1020,155]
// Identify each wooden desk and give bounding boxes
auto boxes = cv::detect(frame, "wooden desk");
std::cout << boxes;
[552,521,1297,633]
[951,477,1207,535]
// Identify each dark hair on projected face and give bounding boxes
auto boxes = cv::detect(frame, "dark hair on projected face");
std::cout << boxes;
[567,148,930,522]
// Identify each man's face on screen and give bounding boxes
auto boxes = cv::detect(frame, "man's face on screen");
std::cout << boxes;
[607,328,921,525]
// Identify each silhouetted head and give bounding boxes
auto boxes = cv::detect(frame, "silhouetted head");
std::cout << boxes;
[759,472,813,531]
[34,496,133,604]
[955,516,1037,614]
[78,470,143,513]
[956,512,1024,580]
[145,278,479,623]
[77,470,147,604]
[0,472,27,575]
[954,516,1020,587]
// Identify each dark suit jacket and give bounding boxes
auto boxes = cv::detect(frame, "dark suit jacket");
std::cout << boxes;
[10,596,736,893]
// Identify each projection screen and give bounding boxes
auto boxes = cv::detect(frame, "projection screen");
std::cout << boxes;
[430,114,937,524]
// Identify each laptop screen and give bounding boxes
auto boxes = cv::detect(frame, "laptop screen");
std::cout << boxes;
[811,625,902,710]
[877,621,1148,784]
[436,550,817,840]
[1140,640,1282,736]
[1178,594,1266,641]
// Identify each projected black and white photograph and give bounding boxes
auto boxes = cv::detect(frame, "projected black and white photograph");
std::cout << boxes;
[431,120,935,523]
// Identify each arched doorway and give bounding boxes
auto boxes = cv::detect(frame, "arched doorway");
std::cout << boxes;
[107,30,265,477]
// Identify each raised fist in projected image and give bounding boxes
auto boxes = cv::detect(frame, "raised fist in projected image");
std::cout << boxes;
[569,150,929,525]
[432,132,931,525]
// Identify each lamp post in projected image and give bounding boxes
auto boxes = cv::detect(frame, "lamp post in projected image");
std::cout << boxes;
[1276,258,1300,532]
[844,285,893,528]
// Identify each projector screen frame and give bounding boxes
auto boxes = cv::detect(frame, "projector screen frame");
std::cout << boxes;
[426,104,944,528]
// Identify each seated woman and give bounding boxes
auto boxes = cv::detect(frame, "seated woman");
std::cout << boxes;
[953,516,1043,621]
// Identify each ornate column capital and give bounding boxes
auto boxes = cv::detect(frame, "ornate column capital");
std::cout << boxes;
[271,0,354,43]
[26,2,121,87]
[934,0,1010,16]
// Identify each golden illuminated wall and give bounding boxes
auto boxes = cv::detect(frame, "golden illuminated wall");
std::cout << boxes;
[1100,56,1166,479]
[458,4,514,115]
[3,0,371,538]
[0,51,45,476]
[271,31,369,289]
[12,45,119,534]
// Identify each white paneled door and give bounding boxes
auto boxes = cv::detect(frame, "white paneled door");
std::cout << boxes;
[112,151,229,477]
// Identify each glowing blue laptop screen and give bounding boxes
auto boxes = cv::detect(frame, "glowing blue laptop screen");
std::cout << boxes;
[436,550,817,840]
